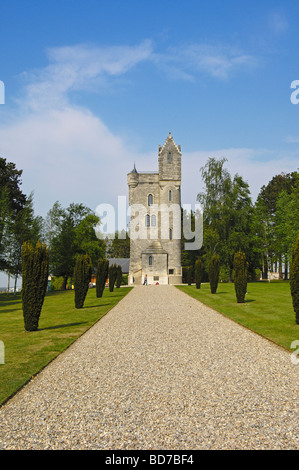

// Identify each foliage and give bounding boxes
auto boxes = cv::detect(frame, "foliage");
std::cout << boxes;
[21,240,49,331]
[5,193,42,293]
[233,250,248,303]
[46,202,105,289]
[208,254,220,294]
[108,264,117,292]
[96,258,109,298]
[106,230,130,258]
[116,265,123,288]
[194,258,204,289]
[73,254,92,309]
[50,276,65,291]
[0,158,27,271]
[197,157,253,280]
[290,233,299,324]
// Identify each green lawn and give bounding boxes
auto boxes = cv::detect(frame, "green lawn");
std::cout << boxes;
[0,287,132,405]
[176,281,299,352]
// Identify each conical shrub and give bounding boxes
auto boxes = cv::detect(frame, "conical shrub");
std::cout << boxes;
[96,258,109,298]
[208,254,220,294]
[290,233,299,324]
[234,250,248,303]
[116,265,122,288]
[109,264,117,292]
[194,258,204,289]
[74,254,92,308]
[22,240,49,331]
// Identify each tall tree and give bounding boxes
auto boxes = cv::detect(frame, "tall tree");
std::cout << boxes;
[197,157,253,279]
[47,202,104,289]
[5,193,42,293]
[0,158,27,270]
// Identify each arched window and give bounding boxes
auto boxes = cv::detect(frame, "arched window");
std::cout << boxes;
[148,194,153,206]
[149,256,153,266]
[168,152,172,162]
[169,228,173,240]
[169,190,172,201]
[145,214,150,227]
[151,214,156,226]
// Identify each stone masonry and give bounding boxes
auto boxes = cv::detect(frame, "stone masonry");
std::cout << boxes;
[127,132,182,285]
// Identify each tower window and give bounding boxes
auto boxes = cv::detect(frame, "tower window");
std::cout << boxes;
[151,214,156,226]
[169,228,173,240]
[148,194,153,206]
[169,190,172,201]
[149,256,153,266]
[145,214,150,227]
[168,152,172,162]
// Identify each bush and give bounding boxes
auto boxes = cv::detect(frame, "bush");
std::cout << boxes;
[96,258,109,298]
[116,265,122,288]
[233,250,248,303]
[21,240,49,331]
[73,254,92,309]
[50,276,64,291]
[109,264,117,292]
[290,233,299,324]
[219,265,230,283]
[208,254,220,294]
[194,258,204,289]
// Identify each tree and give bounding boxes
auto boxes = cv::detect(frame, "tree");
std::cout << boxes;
[197,157,253,281]
[194,258,204,289]
[47,202,104,289]
[107,230,130,258]
[96,258,109,298]
[208,254,220,294]
[109,264,117,292]
[73,254,92,309]
[290,233,299,325]
[0,158,27,270]
[233,250,248,303]
[21,240,49,331]
[5,193,42,294]
[255,171,298,279]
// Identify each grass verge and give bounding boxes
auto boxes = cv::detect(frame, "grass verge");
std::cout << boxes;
[176,281,299,352]
[0,287,132,405]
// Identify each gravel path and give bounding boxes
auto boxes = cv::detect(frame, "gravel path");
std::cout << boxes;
[0,285,298,450]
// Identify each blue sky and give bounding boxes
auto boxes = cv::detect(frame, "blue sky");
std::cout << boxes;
[0,0,299,223]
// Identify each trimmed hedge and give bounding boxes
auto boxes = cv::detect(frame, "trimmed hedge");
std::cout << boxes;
[290,233,299,324]
[233,250,248,303]
[194,258,204,289]
[116,265,122,288]
[74,254,92,309]
[21,240,49,331]
[208,254,220,294]
[96,258,109,298]
[109,264,117,292]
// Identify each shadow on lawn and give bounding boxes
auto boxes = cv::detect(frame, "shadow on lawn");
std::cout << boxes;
[83,303,111,309]
[39,321,87,331]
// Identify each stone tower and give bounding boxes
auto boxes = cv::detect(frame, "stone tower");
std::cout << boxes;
[127,132,182,285]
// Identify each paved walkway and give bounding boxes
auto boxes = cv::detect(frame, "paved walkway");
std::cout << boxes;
[0,285,298,450]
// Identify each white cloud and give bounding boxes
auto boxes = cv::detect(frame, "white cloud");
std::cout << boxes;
[181,148,299,205]
[20,40,154,111]
[154,44,257,81]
